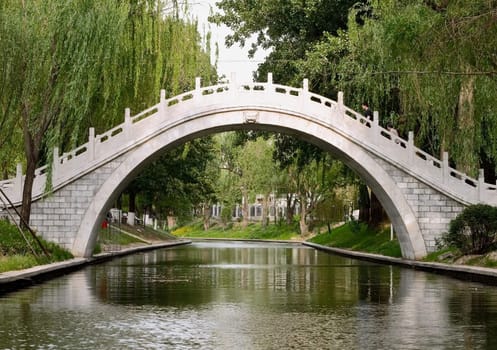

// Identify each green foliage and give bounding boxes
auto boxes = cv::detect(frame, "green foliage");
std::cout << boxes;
[0,255,40,274]
[422,247,459,263]
[172,221,300,241]
[0,219,73,272]
[125,136,217,220]
[216,0,497,180]
[211,0,359,83]
[308,222,402,257]
[97,227,142,246]
[0,220,36,256]
[220,206,233,227]
[444,204,497,255]
[0,0,216,225]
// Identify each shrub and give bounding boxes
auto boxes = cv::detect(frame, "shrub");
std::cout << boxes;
[0,219,73,261]
[0,219,34,255]
[445,204,497,255]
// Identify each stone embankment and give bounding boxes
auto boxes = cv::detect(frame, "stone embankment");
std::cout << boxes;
[304,242,497,285]
[3,240,497,295]
[0,240,191,294]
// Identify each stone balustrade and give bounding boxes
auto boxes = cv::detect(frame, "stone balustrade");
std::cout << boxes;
[1,73,495,208]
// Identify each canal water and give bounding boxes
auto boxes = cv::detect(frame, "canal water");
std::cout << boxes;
[1,241,497,349]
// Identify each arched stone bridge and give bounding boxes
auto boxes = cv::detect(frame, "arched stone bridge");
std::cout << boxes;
[1,74,496,260]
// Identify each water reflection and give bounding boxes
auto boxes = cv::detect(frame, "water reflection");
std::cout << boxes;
[0,241,497,349]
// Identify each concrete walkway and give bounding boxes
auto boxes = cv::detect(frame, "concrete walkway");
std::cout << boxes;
[304,242,497,285]
[0,240,191,293]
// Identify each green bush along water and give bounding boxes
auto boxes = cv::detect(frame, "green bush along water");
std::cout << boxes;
[1,217,402,273]
[0,220,73,273]
[308,222,402,258]
[173,221,300,241]
[173,220,402,258]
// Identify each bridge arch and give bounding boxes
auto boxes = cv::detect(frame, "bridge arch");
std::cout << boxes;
[72,107,426,259]
[4,75,495,260]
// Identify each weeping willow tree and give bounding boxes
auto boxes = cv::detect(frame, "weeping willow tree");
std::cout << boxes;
[298,0,497,179]
[0,0,215,226]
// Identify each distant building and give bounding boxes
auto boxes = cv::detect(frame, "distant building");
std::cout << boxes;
[211,193,300,222]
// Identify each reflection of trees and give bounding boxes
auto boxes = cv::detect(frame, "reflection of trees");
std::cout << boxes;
[70,243,497,349]
[90,247,216,307]
[90,244,403,312]
[357,264,400,305]
[4,243,497,349]
[91,244,364,309]
[446,281,497,349]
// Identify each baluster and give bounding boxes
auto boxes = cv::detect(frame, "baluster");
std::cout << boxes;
[124,108,131,140]
[408,131,414,165]
[301,78,309,109]
[159,89,166,115]
[337,91,344,114]
[478,168,485,201]
[195,77,201,98]
[372,111,379,145]
[88,127,95,161]
[52,147,59,185]
[15,163,23,199]
[230,72,237,94]
[442,152,449,184]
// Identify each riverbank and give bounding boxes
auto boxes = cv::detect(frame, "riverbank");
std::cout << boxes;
[4,219,497,294]
[172,220,300,241]
[307,221,402,257]
[304,242,497,285]
[0,240,191,294]
[174,220,497,284]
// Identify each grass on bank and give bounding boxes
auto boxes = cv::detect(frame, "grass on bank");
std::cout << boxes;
[172,220,301,241]
[308,221,402,258]
[422,247,497,268]
[94,222,177,254]
[172,219,402,258]
[0,219,176,273]
[0,220,73,273]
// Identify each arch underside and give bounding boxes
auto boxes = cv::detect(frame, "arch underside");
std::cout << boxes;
[73,108,427,260]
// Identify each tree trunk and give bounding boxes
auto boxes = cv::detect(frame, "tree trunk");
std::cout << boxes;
[202,203,211,230]
[2,162,7,180]
[116,193,122,210]
[456,73,476,176]
[20,129,39,229]
[21,156,36,228]
[241,186,249,228]
[369,191,384,227]
[299,197,309,237]
[286,193,294,225]
[128,191,136,213]
[261,193,269,228]
[358,183,370,223]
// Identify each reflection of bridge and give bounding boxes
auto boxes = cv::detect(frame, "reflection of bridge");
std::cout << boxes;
[1,74,496,259]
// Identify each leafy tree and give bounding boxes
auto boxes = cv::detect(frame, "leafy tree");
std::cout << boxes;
[237,137,279,228]
[0,0,215,225]
[125,137,217,225]
[298,0,497,179]
[216,0,497,227]
[214,132,245,227]
[0,0,131,225]
[212,0,369,226]
[211,0,360,83]
[445,204,497,255]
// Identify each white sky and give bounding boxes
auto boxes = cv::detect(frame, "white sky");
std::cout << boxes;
[188,0,269,82]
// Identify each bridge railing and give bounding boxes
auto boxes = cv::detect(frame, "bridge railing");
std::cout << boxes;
[1,73,496,207]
